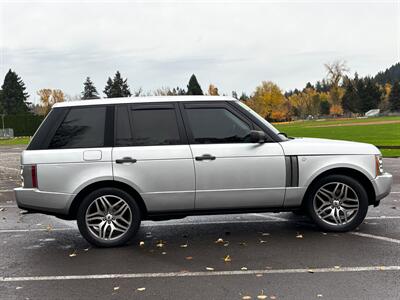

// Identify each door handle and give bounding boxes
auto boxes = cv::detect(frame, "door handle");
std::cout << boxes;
[195,154,216,161]
[116,157,137,164]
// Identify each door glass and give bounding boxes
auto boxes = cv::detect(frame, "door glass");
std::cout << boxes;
[186,108,252,144]
[131,109,181,146]
[115,105,133,146]
[49,106,106,149]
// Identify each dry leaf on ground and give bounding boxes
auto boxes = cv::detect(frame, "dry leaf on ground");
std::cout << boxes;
[206,267,214,271]
[137,287,146,292]
[224,255,231,262]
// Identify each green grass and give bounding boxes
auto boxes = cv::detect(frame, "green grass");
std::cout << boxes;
[275,116,400,157]
[0,136,31,145]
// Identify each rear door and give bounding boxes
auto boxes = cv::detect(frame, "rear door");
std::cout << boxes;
[180,101,286,210]
[112,102,195,212]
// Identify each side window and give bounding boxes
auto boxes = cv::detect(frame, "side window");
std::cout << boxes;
[115,105,133,146]
[185,107,252,144]
[130,108,181,146]
[49,106,106,149]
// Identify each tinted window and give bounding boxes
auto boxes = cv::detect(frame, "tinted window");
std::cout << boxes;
[49,106,106,149]
[115,105,133,146]
[186,108,252,144]
[131,109,181,146]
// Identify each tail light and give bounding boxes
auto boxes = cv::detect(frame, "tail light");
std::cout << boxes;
[31,165,38,188]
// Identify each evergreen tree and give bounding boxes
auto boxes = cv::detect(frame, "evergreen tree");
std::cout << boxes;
[389,81,400,111]
[319,100,330,115]
[359,77,381,112]
[186,74,203,95]
[103,71,131,98]
[342,77,360,113]
[81,77,100,100]
[0,69,29,114]
[232,91,238,99]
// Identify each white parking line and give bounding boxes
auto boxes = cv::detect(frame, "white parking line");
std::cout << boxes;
[1,265,400,282]
[251,213,290,222]
[350,232,400,244]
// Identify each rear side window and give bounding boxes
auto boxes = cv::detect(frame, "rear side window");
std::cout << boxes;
[185,107,252,144]
[130,108,181,146]
[49,106,106,149]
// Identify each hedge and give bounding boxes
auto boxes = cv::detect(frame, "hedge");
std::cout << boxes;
[3,114,44,137]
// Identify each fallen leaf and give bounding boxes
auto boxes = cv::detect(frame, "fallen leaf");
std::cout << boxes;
[180,243,188,248]
[296,233,303,239]
[334,265,340,269]
[259,239,267,244]
[113,286,120,291]
[317,294,323,298]
[224,255,231,262]
[137,287,146,292]
[16,286,22,290]
[223,242,229,247]
[239,242,247,246]
[69,252,77,257]
[242,296,252,300]
[206,267,214,271]
[307,269,314,273]
[256,273,263,277]
[257,290,267,299]
[156,240,164,248]
[261,232,270,236]
[0,207,5,212]
[241,267,248,271]
[139,241,145,247]
[270,296,277,299]
[83,248,90,252]
[161,251,167,255]
[46,225,53,232]
[185,256,193,260]
[322,233,327,236]
[215,238,224,244]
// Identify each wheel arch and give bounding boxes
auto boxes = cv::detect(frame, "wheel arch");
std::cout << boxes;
[301,167,376,206]
[68,180,148,220]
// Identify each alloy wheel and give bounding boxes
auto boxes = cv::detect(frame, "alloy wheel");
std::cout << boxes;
[313,182,359,226]
[85,195,132,241]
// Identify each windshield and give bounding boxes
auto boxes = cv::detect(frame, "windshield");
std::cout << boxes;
[235,100,288,140]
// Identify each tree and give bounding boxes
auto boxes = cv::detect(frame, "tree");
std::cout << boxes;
[232,91,238,99]
[81,77,100,100]
[389,81,400,111]
[325,61,348,115]
[289,88,324,118]
[319,100,330,115]
[359,77,381,113]
[208,84,219,96]
[0,69,29,114]
[342,76,360,114]
[247,81,288,121]
[103,71,131,98]
[37,89,65,115]
[186,74,203,95]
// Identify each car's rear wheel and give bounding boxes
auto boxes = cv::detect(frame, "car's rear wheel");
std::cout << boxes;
[305,175,368,232]
[77,187,141,247]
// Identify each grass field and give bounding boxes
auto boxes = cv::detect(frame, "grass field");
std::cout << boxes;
[274,116,400,157]
[0,116,399,157]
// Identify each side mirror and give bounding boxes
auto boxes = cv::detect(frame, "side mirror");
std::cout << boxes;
[249,130,267,143]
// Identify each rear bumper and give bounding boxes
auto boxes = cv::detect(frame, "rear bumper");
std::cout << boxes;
[14,187,74,215]
[371,172,393,202]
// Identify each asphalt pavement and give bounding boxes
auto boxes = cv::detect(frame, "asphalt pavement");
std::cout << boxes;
[0,146,399,299]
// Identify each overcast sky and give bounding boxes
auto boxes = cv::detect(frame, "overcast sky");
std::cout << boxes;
[0,0,399,103]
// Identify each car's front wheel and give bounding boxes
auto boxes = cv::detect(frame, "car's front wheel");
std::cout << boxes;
[77,187,141,247]
[305,174,368,232]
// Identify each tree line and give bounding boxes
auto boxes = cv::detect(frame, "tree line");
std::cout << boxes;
[0,61,399,121]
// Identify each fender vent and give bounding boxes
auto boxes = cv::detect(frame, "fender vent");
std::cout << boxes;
[285,156,299,187]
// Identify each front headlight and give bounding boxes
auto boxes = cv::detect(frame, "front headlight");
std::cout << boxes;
[375,155,383,176]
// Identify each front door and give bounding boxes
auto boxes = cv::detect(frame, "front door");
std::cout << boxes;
[112,103,195,212]
[180,102,286,210]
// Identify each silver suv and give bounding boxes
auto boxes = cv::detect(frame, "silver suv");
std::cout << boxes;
[15,96,392,247]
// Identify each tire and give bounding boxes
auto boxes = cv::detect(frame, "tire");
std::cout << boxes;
[304,174,368,232]
[77,187,141,247]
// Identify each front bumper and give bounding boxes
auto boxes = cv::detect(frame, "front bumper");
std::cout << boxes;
[371,172,393,202]
[14,187,74,215]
